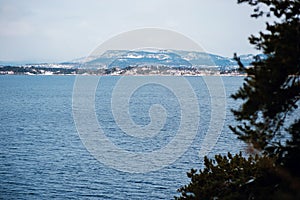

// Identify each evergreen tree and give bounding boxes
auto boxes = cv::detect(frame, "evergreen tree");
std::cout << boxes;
[176,1,300,199]
[231,0,300,158]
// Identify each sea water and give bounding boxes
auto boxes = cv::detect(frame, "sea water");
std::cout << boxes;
[0,75,246,199]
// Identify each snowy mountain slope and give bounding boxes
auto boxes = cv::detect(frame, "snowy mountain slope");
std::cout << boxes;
[81,50,262,70]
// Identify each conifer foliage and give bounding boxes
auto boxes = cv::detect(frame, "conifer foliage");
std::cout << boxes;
[176,1,300,199]
[231,0,300,156]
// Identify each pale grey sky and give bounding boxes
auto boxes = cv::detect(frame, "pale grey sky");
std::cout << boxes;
[0,0,266,63]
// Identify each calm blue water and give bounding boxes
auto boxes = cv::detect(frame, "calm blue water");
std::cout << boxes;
[0,75,246,199]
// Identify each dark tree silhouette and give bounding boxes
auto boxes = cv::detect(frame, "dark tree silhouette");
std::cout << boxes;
[231,0,300,157]
[176,1,300,199]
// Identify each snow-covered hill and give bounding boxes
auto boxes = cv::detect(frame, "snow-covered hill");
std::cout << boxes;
[81,49,264,71]
[1,50,265,72]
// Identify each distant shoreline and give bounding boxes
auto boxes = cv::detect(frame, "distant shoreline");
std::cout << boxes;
[0,73,246,77]
[0,65,244,77]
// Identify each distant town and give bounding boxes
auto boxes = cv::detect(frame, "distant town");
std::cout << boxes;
[0,49,258,76]
[0,65,242,76]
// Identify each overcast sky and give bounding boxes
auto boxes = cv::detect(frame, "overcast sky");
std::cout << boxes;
[0,0,266,63]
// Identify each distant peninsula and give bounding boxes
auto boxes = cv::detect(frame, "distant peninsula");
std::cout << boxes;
[0,50,265,76]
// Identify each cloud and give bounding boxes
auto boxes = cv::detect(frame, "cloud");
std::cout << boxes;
[0,1,36,36]
[0,0,264,62]
[0,20,34,37]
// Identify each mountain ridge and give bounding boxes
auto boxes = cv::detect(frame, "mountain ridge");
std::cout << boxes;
[1,50,265,71]
[78,50,266,72]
